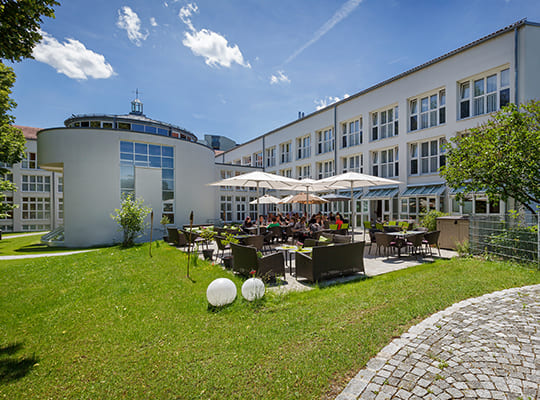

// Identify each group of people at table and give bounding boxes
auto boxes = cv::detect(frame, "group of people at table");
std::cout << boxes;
[240,212,348,241]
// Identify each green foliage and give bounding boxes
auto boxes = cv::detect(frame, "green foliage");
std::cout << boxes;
[0,0,59,62]
[487,225,538,263]
[420,210,448,232]
[159,215,170,226]
[441,101,540,212]
[455,240,471,258]
[111,194,151,247]
[0,178,17,218]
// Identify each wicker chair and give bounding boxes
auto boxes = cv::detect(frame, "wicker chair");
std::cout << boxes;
[230,243,285,281]
[243,235,264,251]
[214,235,230,259]
[167,227,186,247]
[374,232,397,257]
[423,231,441,256]
[406,232,425,258]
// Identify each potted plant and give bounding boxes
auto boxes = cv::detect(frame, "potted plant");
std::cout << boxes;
[199,227,216,261]
[160,215,171,241]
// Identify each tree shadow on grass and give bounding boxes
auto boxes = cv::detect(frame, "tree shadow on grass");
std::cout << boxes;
[0,343,39,384]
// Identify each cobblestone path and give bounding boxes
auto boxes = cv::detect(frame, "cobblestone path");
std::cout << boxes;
[336,284,540,400]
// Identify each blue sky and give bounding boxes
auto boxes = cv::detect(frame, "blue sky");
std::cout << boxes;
[9,0,540,143]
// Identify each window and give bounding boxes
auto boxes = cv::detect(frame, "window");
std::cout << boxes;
[459,68,510,119]
[341,118,362,148]
[119,141,174,203]
[0,196,13,219]
[90,121,100,128]
[297,165,311,179]
[22,197,51,220]
[372,147,399,178]
[279,142,291,164]
[117,122,130,130]
[371,106,398,141]
[21,152,38,169]
[317,128,334,154]
[22,175,51,192]
[58,177,63,193]
[342,154,363,173]
[279,168,292,178]
[219,170,234,190]
[409,89,445,131]
[242,155,251,166]
[317,160,334,179]
[253,152,263,167]
[102,122,113,129]
[296,135,311,160]
[266,147,276,167]
[58,198,64,219]
[409,138,447,175]
[220,195,232,221]
[235,196,246,221]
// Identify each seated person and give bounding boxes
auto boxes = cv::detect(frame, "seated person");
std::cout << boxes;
[267,217,281,228]
[309,216,323,232]
[335,214,343,230]
[242,216,253,230]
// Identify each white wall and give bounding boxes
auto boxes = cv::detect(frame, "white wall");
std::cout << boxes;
[38,128,217,247]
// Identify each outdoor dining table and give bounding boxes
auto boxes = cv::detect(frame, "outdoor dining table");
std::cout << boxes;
[274,245,313,276]
[389,232,415,257]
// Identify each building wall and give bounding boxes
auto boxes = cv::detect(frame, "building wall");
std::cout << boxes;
[38,128,217,247]
[0,138,63,233]
[216,24,537,223]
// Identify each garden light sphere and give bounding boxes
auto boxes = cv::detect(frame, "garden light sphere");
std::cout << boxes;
[241,278,265,301]
[206,278,237,307]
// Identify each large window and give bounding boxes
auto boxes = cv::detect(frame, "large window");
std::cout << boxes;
[341,118,362,148]
[317,128,334,154]
[409,89,445,131]
[21,152,38,169]
[242,155,251,166]
[409,138,447,175]
[266,147,276,167]
[22,175,50,192]
[296,135,311,160]
[317,160,334,179]
[253,152,263,167]
[342,154,363,173]
[371,106,398,141]
[235,196,246,221]
[22,197,50,220]
[279,168,292,178]
[120,141,174,219]
[459,68,510,119]
[220,195,232,221]
[279,142,291,164]
[372,147,399,178]
[297,164,311,179]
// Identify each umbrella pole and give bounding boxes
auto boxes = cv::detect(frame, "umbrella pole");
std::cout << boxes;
[257,183,260,235]
[350,182,355,242]
[306,187,309,217]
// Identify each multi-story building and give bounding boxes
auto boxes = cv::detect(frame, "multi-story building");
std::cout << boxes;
[0,125,63,233]
[216,19,540,225]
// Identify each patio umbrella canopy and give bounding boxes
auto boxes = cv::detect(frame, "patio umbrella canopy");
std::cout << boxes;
[284,192,329,205]
[209,171,300,233]
[285,178,345,214]
[321,193,350,202]
[320,172,401,241]
[249,194,281,204]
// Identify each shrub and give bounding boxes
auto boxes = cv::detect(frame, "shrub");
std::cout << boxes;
[111,194,151,247]
[420,210,448,232]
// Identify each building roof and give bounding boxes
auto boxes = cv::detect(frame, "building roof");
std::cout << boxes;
[220,18,532,154]
[14,125,41,140]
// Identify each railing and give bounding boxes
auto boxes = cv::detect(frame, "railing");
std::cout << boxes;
[469,213,538,268]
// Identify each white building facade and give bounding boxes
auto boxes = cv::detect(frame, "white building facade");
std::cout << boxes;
[216,20,540,225]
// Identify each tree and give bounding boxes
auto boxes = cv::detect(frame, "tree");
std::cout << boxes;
[0,0,59,217]
[0,0,59,62]
[111,194,151,247]
[440,101,540,213]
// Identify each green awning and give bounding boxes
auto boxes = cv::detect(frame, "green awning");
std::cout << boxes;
[401,184,446,197]
[361,187,399,200]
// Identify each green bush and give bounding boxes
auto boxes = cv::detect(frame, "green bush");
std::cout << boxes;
[420,210,448,232]
[111,194,151,247]
[487,226,538,262]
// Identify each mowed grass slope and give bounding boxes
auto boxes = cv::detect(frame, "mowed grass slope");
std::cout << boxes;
[0,243,538,399]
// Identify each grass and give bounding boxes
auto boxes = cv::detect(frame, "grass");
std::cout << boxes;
[0,243,538,399]
[0,235,104,256]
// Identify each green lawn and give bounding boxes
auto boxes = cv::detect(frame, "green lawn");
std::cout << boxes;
[0,243,538,399]
[0,235,103,256]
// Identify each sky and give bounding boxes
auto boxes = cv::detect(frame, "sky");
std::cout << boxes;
[9,0,540,144]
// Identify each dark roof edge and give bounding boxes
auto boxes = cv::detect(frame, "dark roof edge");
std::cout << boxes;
[220,18,530,155]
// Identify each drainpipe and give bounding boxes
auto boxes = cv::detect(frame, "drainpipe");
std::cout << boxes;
[51,171,56,230]
[514,26,519,104]
[262,135,266,171]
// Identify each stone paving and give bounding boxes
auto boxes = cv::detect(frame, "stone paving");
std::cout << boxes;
[336,284,540,400]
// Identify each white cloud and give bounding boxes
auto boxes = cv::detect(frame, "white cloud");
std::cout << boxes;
[150,17,158,27]
[32,31,115,80]
[270,71,290,85]
[315,94,350,110]
[284,0,362,65]
[179,3,250,69]
[117,6,148,47]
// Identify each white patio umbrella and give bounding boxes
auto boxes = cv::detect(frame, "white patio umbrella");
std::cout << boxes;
[320,172,401,241]
[286,178,347,216]
[209,171,299,234]
[249,194,281,204]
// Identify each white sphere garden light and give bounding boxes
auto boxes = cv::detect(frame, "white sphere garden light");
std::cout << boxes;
[241,278,265,301]
[206,278,237,307]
